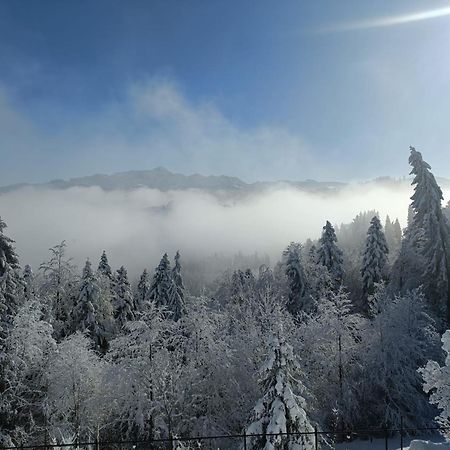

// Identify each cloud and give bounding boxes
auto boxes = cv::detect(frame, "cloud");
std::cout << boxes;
[1,181,448,279]
[0,78,318,184]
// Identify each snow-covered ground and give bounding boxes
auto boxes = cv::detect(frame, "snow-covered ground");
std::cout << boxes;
[335,435,448,450]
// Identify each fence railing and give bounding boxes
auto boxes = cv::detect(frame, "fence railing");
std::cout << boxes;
[2,425,448,450]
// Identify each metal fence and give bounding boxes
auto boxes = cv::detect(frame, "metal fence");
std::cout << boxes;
[2,425,448,450]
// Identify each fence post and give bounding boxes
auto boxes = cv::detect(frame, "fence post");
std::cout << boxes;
[243,430,247,450]
[315,426,318,450]
[400,417,404,450]
[385,426,388,450]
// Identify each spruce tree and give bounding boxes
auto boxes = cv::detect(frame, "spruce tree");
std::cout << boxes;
[244,334,315,450]
[136,268,151,313]
[113,266,136,327]
[317,220,344,287]
[97,250,112,279]
[408,146,450,324]
[169,251,185,321]
[283,242,307,315]
[148,253,174,310]
[0,218,22,337]
[72,260,106,350]
[361,216,389,301]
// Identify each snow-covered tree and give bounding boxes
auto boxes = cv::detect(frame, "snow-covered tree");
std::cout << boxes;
[136,268,151,314]
[0,217,22,336]
[298,289,363,429]
[97,250,112,279]
[112,266,135,328]
[170,251,185,321]
[408,146,450,325]
[361,216,389,303]
[358,287,438,429]
[0,299,56,446]
[39,241,77,336]
[72,260,107,351]
[317,221,344,287]
[244,334,315,450]
[384,216,402,260]
[420,330,450,441]
[22,265,34,300]
[148,254,179,320]
[46,332,108,442]
[283,243,307,315]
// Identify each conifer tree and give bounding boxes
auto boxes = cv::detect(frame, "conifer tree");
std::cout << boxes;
[283,242,307,315]
[72,260,106,350]
[408,146,450,324]
[169,251,185,321]
[0,218,22,336]
[317,220,344,287]
[148,254,174,310]
[361,216,389,301]
[97,250,112,279]
[22,265,34,300]
[244,334,315,450]
[136,268,151,313]
[113,266,136,328]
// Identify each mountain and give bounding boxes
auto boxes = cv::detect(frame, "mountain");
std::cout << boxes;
[0,167,347,195]
[2,167,449,196]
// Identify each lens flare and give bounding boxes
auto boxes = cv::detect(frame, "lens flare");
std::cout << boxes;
[318,6,450,33]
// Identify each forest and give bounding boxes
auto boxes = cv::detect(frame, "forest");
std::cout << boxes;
[2,146,450,450]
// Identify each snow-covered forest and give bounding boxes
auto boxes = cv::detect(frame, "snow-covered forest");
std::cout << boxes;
[2,146,450,449]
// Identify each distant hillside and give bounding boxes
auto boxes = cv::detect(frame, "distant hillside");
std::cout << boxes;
[1,167,449,196]
[0,167,347,195]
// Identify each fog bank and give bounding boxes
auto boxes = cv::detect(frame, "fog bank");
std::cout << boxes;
[0,183,447,275]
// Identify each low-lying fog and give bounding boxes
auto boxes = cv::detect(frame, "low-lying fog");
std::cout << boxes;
[1,181,448,277]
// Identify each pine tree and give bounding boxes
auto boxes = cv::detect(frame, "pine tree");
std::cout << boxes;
[0,218,22,337]
[408,146,450,325]
[317,221,344,287]
[72,260,106,350]
[22,265,34,300]
[113,266,136,328]
[97,250,112,279]
[384,216,402,260]
[283,242,307,315]
[361,216,389,302]
[169,251,185,321]
[136,268,151,313]
[244,334,315,450]
[148,254,174,311]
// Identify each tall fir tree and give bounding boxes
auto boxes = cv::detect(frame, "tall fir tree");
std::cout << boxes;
[97,250,112,279]
[136,268,151,313]
[148,253,174,311]
[244,334,315,450]
[283,242,307,315]
[113,266,136,328]
[317,220,344,287]
[0,218,22,337]
[72,260,106,350]
[169,251,185,321]
[361,216,389,302]
[408,146,450,325]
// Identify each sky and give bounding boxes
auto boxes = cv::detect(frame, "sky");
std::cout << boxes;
[1,0,450,184]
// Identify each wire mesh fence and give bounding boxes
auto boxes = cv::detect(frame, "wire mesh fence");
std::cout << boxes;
[1,426,448,450]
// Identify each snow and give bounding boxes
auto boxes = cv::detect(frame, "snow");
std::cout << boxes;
[335,436,448,450]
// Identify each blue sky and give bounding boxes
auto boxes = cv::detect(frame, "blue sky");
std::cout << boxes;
[1,0,450,184]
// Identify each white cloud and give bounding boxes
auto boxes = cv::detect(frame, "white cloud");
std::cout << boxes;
[1,181,446,278]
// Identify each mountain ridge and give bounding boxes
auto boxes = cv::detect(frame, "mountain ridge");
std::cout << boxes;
[1,167,450,195]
